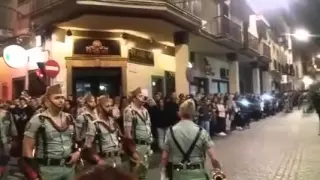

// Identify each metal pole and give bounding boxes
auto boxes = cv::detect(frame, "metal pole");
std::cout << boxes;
[25,57,30,90]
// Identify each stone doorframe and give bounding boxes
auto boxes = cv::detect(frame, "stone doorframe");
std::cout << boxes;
[65,56,127,96]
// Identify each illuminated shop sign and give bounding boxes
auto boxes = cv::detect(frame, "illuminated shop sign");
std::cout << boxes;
[3,45,28,69]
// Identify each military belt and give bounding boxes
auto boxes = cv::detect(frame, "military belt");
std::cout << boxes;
[36,158,67,166]
[99,151,121,158]
[135,139,150,145]
[172,163,204,170]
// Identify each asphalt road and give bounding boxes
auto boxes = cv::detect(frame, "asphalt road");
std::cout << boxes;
[147,111,320,180]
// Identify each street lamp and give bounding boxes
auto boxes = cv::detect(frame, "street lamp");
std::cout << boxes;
[292,29,310,42]
[302,75,313,88]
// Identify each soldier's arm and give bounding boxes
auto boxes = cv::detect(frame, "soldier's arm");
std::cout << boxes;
[122,109,139,158]
[75,114,86,142]
[21,115,42,180]
[146,110,153,140]
[8,112,18,137]
[81,122,104,164]
[203,131,221,169]
[123,109,133,139]
[84,121,96,148]
[8,111,20,157]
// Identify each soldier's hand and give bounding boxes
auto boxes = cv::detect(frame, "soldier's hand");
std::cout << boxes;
[66,151,81,165]
[97,159,105,165]
[132,151,140,162]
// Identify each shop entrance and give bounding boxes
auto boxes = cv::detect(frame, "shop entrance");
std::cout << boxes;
[72,67,122,98]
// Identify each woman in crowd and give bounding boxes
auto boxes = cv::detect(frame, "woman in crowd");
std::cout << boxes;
[215,97,227,136]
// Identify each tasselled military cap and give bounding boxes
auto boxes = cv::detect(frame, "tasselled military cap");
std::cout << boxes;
[44,84,62,97]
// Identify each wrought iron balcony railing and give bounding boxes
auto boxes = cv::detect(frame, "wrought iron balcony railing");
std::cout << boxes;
[247,32,259,52]
[206,16,242,43]
[262,42,271,59]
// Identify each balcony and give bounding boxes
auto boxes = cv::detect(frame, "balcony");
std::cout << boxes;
[248,33,259,52]
[28,0,202,31]
[241,30,260,58]
[262,43,271,58]
[205,16,243,49]
[258,42,271,64]
[0,6,16,40]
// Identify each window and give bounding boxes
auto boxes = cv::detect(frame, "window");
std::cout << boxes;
[75,82,91,97]
[151,76,164,96]
[165,71,175,96]
[210,81,219,94]
[211,79,229,94]
[220,82,228,93]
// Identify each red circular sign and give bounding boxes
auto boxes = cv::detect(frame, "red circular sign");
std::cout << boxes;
[45,60,60,78]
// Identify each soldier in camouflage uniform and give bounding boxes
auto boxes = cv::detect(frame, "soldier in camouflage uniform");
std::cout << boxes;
[123,87,153,180]
[160,99,223,180]
[0,108,18,179]
[75,93,97,145]
[82,96,122,167]
[74,93,97,171]
[21,84,81,180]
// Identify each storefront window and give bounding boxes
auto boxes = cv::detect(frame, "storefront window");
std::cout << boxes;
[165,71,175,96]
[76,83,91,97]
[210,82,219,94]
[151,76,164,96]
[220,82,228,93]
[99,83,110,96]
[211,79,229,94]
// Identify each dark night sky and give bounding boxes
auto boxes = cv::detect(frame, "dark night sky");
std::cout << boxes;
[290,1,320,39]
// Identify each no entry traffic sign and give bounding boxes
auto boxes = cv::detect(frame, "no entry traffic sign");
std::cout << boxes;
[45,60,60,78]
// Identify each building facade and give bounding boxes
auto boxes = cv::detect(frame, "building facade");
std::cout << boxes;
[0,0,304,99]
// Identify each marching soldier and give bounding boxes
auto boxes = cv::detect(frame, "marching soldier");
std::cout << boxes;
[20,84,81,180]
[0,108,18,179]
[160,99,224,180]
[74,93,98,171]
[75,93,98,145]
[123,87,153,180]
[82,96,122,167]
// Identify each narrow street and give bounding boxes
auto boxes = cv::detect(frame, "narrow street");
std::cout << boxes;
[148,111,320,180]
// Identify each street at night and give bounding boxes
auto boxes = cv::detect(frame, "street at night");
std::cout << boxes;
[148,111,320,180]
[2,0,320,180]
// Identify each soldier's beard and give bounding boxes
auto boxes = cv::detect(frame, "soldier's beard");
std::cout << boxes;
[86,105,96,111]
[101,109,112,118]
